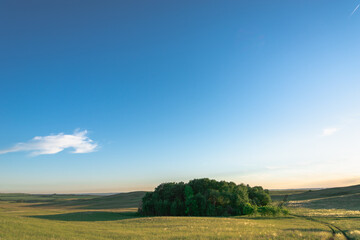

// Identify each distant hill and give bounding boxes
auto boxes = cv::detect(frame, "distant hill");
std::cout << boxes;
[270,190,308,201]
[4,184,360,211]
[0,193,98,203]
[271,184,360,210]
[286,184,360,201]
[72,191,147,209]
[34,191,147,209]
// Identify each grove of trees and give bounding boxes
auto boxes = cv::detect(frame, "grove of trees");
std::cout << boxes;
[138,178,272,216]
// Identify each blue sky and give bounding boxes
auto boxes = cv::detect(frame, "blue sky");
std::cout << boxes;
[1,0,360,193]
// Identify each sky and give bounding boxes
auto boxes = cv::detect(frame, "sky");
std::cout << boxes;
[1,0,360,193]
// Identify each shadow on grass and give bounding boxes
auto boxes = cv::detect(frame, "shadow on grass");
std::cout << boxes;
[29,199,141,210]
[30,211,139,222]
[284,228,329,233]
[317,216,360,220]
[244,216,293,220]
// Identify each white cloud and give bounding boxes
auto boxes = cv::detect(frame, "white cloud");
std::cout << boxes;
[0,130,97,156]
[322,128,339,136]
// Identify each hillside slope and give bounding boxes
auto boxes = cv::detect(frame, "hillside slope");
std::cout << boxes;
[287,184,360,201]
[75,191,147,209]
[34,191,147,209]
[288,193,360,210]
[272,184,360,210]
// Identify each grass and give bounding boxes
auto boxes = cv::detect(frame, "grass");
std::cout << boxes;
[270,190,309,202]
[290,208,360,240]
[272,184,360,211]
[285,184,360,201]
[271,184,360,240]
[32,191,147,209]
[0,184,358,239]
[287,193,360,210]
[0,201,340,240]
[31,211,139,221]
[0,193,99,203]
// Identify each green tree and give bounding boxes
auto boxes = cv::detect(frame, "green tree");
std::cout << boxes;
[139,178,271,217]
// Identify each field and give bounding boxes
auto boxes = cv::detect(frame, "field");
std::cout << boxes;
[0,185,359,240]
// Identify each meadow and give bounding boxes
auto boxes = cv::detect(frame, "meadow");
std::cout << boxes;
[0,185,359,240]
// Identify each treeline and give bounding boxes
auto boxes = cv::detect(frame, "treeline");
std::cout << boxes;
[138,178,273,216]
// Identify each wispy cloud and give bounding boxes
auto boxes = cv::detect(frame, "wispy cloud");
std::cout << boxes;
[351,4,360,16]
[0,130,97,156]
[322,127,339,136]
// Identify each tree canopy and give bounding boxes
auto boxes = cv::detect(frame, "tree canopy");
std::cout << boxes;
[139,178,271,216]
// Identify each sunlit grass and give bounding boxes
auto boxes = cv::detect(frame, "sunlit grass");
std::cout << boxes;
[0,187,359,240]
[0,201,340,240]
[290,208,360,240]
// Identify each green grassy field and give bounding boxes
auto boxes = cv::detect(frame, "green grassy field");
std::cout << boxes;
[0,193,99,203]
[270,190,309,201]
[275,184,360,240]
[0,201,343,240]
[0,185,359,240]
[31,191,147,209]
[290,208,360,240]
[285,185,360,201]
[280,184,360,211]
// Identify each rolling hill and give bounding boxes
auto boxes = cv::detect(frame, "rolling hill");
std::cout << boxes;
[271,184,360,210]
[33,191,147,209]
